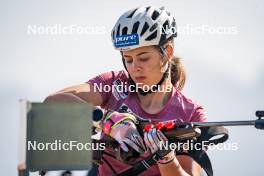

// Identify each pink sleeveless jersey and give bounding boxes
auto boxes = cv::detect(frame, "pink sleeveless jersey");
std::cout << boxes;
[87,70,207,176]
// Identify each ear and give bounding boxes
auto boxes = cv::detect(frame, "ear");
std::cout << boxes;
[165,43,174,60]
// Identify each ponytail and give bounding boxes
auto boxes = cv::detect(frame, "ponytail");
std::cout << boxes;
[170,56,186,90]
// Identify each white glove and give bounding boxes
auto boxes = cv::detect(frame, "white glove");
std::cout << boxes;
[110,120,147,154]
[144,128,176,164]
[103,112,147,154]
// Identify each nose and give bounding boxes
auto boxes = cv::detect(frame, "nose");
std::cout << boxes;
[131,60,141,72]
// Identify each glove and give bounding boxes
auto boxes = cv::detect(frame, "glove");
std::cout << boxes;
[144,128,176,164]
[103,111,147,154]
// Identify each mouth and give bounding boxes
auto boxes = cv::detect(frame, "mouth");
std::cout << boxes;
[135,76,146,82]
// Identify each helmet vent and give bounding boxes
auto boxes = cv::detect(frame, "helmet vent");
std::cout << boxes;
[145,30,157,41]
[112,30,115,40]
[132,21,140,34]
[151,10,160,20]
[122,27,128,35]
[140,22,149,36]
[162,20,169,33]
[145,6,151,12]
[159,33,167,46]
[150,22,158,32]
[166,11,171,16]
[127,8,138,18]
[116,24,120,36]
[171,20,176,34]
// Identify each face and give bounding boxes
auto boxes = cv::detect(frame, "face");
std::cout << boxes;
[122,46,165,87]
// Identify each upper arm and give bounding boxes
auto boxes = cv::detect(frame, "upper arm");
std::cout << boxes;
[44,83,104,106]
[45,70,127,108]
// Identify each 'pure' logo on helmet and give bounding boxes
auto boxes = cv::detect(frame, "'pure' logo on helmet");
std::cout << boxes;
[114,34,139,48]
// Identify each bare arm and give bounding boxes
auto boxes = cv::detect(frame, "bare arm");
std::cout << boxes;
[158,155,202,176]
[44,83,103,106]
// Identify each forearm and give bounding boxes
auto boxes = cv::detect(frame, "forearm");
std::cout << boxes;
[44,92,88,103]
[158,158,191,176]
[44,83,103,105]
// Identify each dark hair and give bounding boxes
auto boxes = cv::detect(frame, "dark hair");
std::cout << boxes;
[170,56,186,90]
[158,37,186,91]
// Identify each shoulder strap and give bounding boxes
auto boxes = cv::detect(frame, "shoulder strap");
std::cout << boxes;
[186,126,229,176]
[198,126,229,145]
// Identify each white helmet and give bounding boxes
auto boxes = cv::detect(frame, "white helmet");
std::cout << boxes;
[111,6,177,51]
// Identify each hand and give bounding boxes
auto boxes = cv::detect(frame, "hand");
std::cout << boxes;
[17,162,26,171]
[144,128,176,164]
[103,112,147,154]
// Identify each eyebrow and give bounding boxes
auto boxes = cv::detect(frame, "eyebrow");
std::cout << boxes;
[123,52,149,58]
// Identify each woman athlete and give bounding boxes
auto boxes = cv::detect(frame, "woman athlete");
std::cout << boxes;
[45,6,207,176]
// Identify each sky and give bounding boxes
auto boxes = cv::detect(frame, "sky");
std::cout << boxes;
[0,0,264,175]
